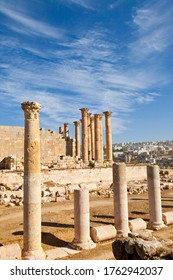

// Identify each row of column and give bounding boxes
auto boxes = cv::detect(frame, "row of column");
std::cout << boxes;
[76,108,113,163]
[113,163,164,237]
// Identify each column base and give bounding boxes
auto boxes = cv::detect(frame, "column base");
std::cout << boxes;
[22,247,46,260]
[147,221,166,231]
[116,229,130,238]
[69,238,96,251]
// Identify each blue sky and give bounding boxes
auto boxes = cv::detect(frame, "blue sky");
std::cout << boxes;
[0,0,173,143]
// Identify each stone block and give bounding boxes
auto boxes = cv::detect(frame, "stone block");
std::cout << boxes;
[162,212,173,225]
[0,243,21,260]
[129,218,147,232]
[90,225,117,242]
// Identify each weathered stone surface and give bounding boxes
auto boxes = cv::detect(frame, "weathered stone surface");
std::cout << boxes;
[162,211,173,225]
[0,243,21,260]
[129,218,147,232]
[90,225,117,242]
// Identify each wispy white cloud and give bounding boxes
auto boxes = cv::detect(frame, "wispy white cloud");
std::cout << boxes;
[0,2,64,39]
[130,0,173,60]
[58,0,94,10]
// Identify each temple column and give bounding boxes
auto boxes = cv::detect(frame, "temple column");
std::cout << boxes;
[147,165,164,230]
[80,108,89,163]
[113,163,129,237]
[90,116,95,160]
[70,189,96,250]
[99,114,103,162]
[88,113,92,161]
[94,114,101,163]
[74,121,81,158]
[103,111,113,162]
[21,101,45,260]
[64,123,69,139]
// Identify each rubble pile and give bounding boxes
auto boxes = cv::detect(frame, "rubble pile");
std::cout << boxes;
[112,230,173,260]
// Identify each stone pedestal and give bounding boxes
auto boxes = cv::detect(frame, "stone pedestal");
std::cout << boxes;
[74,121,80,158]
[21,101,45,260]
[64,123,69,139]
[147,165,164,230]
[103,111,113,162]
[70,189,96,250]
[80,108,89,164]
[113,163,129,237]
[94,114,102,163]
[90,116,95,160]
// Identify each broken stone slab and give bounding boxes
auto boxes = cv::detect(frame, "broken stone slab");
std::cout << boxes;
[162,211,173,225]
[0,243,21,260]
[90,225,117,242]
[129,218,147,232]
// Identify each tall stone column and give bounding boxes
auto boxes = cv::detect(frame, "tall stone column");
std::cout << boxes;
[103,111,113,162]
[94,114,101,163]
[99,114,103,162]
[80,108,89,163]
[64,123,69,139]
[70,188,96,250]
[21,101,45,260]
[88,113,92,161]
[74,121,81,158]
[147,165,164,230]
[113,163,129,237]
[90,116,95,160]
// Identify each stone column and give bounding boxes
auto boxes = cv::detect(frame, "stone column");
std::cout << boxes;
[64,123,69,139]
[70,188,96,250]
[147,165,164,230]
[99,114,103,162]
[21,101,45,260]
[90,116,95,160]
[94,114,101,163]
[73,121,80,158]
[103,111,113,162]
[59,126,64,135]
[88,113,92,161]
[80,108,89,163]
[113,163,129,237]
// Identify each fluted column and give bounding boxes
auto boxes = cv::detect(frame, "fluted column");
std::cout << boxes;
[21,101,45,260]
[147,165,164,230]
[74,121,81,158]
[88,113,92,161]
[90,116,95,160]
[80,108,89,163]
[99,114,103,162]
[113,163,129,237]
[64,123,69,139]
[103,111,113,162]
[94,114,101,163]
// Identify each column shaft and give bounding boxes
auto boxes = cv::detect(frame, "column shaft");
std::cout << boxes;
[71,189,96,250]
[80,108,89,163]
[64,123,69,139]
[99,114,103,162]
[147,165,164,230]
[94,114,101,163]
[74,121,80,158]
[21,101,45,260]
[103,111,113,162]
[90,116,95,160]
[113,163,129,237]
[88,113,92,161]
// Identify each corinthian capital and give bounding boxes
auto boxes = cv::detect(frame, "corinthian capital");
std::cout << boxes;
[21,101,41,119]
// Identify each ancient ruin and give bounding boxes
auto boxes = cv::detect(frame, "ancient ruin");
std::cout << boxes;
[0,101,173,260]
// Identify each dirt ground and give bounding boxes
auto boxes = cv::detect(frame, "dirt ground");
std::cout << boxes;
[0,189,173,260]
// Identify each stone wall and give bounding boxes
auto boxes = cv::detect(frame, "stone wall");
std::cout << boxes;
[0,126,67,164]
[0,165,147,188]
